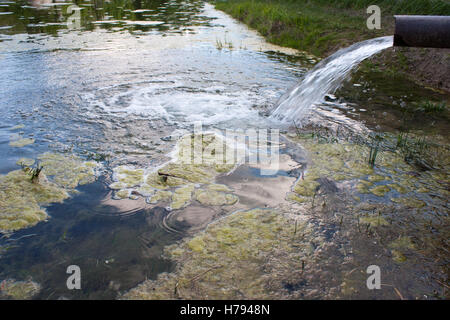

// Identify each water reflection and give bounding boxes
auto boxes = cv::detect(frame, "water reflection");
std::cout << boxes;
[0,0,210,36]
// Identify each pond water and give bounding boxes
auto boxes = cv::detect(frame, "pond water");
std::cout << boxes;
[0,0,448,300]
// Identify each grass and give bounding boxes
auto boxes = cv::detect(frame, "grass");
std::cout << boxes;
[20,161,44,183]
[414,100,447,114]
[213,0,450,57]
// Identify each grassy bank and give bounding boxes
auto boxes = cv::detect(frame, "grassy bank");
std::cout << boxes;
[214,0,450,56]
[213,0,450,92]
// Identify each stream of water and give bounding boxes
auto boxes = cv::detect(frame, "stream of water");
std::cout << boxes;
[271,36,394,123]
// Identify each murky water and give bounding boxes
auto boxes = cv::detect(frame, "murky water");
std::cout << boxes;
[0,0,448,300]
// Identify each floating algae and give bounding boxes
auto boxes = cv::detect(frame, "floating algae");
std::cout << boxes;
[109,133,239,208]
[10,124,25,130]
[0,153,100,232]
[114,189,131,200]
[171,185,195,210]
[9,137,35,147]
[389,183,409,194]
[356,180,373,194]
[287,136,379,201]
[369,185,390,197]
[390,197,426,208]
[147,190,172,204]
[359,215,389,227]
[368,174,389,182]
[38,152,99,189]
[16,158,35,167]
[286,134,448,206]
[110,166,145,189]
[0,279,40,300]
[122,208,314,299]
[389,236,416,263]
[286,192,308,203]
[194,188,238,206]
[0,169,68,232]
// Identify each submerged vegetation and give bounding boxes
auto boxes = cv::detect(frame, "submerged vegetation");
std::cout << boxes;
[414,101,447,114]
[288,126,449,207]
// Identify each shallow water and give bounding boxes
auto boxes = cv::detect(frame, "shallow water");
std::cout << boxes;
[0,0,448,300]
[0,0,311,299]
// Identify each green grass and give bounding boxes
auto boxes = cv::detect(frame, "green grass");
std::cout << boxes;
[415,100,447,113]
[213,0,450,57]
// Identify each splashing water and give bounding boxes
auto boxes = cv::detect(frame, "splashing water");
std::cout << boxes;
[270,36,393,123]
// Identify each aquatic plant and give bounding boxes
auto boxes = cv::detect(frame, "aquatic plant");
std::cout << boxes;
[0,153,99,232]
[20,162,44,184]
[0,279,40,300]
[367,134,383,168]
[0,169,69,232]
[122,208,314,299]
[9,137,35,148]
[414,100,447,114]
[109,133,240,208]
[38,152,99,189]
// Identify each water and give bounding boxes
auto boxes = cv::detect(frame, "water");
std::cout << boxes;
[0,0,309,299]
[0,1,448,300]
[271,36,393,123]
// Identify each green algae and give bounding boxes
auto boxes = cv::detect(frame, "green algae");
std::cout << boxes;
[369,185,391,197]
[171,185,195,210]
[145,171,183,189]
[16,158,35,167]
[113,166,144,188]
[293,178,320,197]
[148,190,172,204]
[194,189,238,206]
[332,174,348,181]
[389,183,409,194]
[0,169,69,232]
[158,163,216,184]
[391,250,407,263]
[0,153,100,232]
[356,180,373,194]
[38,153,98,189]
[368,174,389,182]
[10,124,25,130]
[115,189,131,200]
[187,237,206,253]
[136,184,156,197]
[0,279,40,300]
[109,133,239,209]
[359,215,389,227]
[390,236,416,250]
[122,208,312,300]
[286,192,308,203]
[206,184,232,192]
[389,236,416,263]
[390,197,426,208]
[9,137,35,147]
